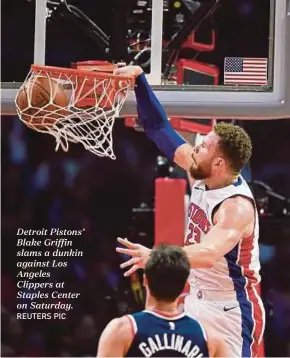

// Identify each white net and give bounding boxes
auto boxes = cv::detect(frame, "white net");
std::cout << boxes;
[15,65,134,159]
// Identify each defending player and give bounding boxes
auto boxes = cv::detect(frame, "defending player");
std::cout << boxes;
[97,244,228,357]
[114,66,265,357]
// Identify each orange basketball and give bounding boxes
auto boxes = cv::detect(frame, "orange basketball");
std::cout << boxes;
[16,77,69,130]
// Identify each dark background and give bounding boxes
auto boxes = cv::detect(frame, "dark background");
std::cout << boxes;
[1,0,290,356]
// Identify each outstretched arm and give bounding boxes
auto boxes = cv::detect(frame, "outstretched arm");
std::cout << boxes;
[116,196,254,275]
[114,66,194,171]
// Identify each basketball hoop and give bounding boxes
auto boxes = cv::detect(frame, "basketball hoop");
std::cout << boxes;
[15,63,135,159]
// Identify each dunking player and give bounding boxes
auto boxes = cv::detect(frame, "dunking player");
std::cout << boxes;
[97,244,227,357]
[114,66,265,357]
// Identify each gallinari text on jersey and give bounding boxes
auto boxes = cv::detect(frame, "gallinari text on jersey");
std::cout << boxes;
[138,333,204,357]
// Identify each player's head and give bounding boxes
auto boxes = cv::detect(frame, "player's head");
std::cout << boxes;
[190,122,252,180]
[144,244,190,302]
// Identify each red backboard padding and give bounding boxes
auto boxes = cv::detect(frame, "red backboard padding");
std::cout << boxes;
[155,178,187,246]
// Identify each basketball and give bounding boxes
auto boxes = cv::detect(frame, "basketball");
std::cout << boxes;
[15,76,69,129]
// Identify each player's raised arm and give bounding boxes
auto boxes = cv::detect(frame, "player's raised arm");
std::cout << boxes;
[114,66,194,171]
[96,316,133,357]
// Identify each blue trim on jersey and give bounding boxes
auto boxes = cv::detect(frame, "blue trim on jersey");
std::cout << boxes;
[233,176,243,187]
[225,245,254,357]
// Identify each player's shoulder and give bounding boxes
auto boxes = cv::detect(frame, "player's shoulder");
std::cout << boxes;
[97,315,135,357]
[104,315,133,337]
[218,176,255,217]
[130,310,150,322]
[221,194,254,213]
[214,194,254,228]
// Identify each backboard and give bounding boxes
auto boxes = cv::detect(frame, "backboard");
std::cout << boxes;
[1,0,290,119]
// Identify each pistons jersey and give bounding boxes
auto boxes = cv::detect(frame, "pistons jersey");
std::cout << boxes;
[184,175,261,293]
[125,310,209,357]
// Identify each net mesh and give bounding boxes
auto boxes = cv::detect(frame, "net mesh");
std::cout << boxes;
[15,65,134,159]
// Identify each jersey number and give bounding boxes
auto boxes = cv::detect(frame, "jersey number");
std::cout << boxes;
[186,222,201,244]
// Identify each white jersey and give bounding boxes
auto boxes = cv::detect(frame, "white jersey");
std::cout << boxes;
[184,175,260,293]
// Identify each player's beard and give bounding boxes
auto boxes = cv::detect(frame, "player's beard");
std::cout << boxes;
[189,161,212,180]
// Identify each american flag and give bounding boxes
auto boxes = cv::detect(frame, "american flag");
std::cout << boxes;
[224,57,268,85]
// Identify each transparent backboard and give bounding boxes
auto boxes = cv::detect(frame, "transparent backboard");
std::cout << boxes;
[1,0,290,119]
[129,0,273,89]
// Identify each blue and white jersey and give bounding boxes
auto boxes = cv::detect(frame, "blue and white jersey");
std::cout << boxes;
[126,310,209,357]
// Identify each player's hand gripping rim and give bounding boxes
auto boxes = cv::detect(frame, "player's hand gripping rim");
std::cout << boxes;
[116,237,151,277]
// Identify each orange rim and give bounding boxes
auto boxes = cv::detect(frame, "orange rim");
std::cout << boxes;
[30,64,135,87]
